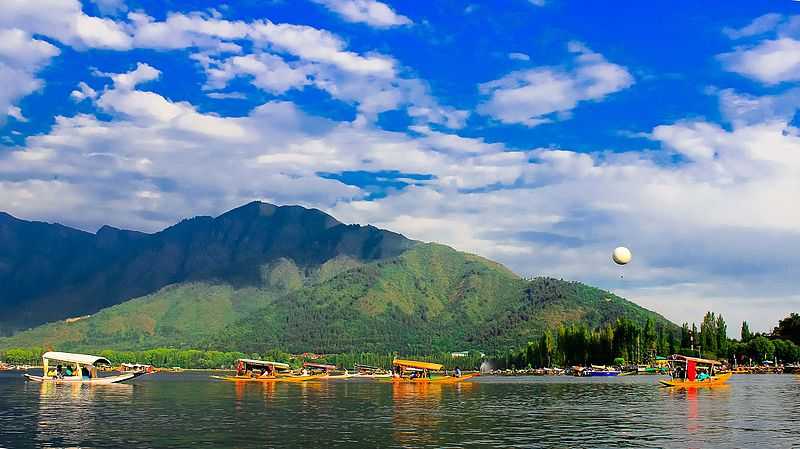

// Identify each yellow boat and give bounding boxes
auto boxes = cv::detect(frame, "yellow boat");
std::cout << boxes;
[659,372,732,387]
[659,355,731,388]
[386,359,478,384]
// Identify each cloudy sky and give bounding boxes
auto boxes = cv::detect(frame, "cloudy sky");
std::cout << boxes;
[1,0,799,335]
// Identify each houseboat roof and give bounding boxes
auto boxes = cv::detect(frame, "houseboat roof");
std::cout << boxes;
[42,351,111,366]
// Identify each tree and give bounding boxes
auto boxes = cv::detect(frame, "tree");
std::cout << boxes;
[741,321,752,342]
[700,312,718,355]
[747,336,774,362]
[644,318,657,358]
[716,314,728,356]
[680,323,691,349]
[773,313,800,346]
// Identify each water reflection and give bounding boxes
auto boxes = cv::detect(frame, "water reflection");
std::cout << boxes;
[0,374,797,448]
[35,381,134,447]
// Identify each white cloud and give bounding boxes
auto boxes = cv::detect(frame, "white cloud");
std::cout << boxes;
[719,37,800,85]
[313,0,411,28]
[248,20,395,76]
[717,87,800,126]
[201,53,311,94]
[508,52,530,61]
[723,13,783,39]
[129,11,250,50]
[70,81,98,102]
[528,0,546,6]
[108,62,160,90]
[0,0,132,49]
[478,42,633,126]
[7,106,28,122]
[0,28,60,121]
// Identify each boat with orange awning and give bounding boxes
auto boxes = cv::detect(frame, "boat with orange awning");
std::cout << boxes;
[387,359,478,384]
[659,354,731,388]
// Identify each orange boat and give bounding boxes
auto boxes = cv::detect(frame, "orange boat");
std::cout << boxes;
[387,359,478,384]
[659,355,731,388]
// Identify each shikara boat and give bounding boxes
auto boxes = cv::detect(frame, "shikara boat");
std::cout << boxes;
[303,362,351,380]
[24,352,144,384]
[659,355,731,388]
[350,363,391,379]
[387,359,478,384]
[212,359,324,383]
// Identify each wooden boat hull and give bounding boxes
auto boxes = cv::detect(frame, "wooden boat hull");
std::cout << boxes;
[211,374,325,383]
[659,372,732,388]
[24,372,144,385]
[386,373,479,384]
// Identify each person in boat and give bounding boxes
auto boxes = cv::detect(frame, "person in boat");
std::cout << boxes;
[236,360,246,377]
[696,371,710,381]
[454,367,462,378]
[83,365,92,380]
[55,365,64,378]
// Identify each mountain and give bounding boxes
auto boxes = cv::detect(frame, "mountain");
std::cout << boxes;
[0,238,676,353]
[0,202,414,335]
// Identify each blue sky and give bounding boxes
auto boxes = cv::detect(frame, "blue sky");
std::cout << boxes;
[1,0,800,334]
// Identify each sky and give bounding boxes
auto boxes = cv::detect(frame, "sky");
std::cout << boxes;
[1,0,799,335]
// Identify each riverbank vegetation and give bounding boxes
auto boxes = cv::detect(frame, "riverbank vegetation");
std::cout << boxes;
[494,312,800,370]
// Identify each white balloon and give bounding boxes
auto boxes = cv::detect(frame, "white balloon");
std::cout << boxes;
[612,247,632,265]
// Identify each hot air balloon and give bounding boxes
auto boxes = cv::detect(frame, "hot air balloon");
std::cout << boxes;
[612,247,632,265]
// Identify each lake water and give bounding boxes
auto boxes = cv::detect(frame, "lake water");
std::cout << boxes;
[0,372,798,448]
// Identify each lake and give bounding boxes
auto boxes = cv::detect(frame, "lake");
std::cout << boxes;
[1,372,798,448]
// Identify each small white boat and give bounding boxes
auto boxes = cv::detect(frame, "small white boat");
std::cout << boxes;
[24,351,144,385]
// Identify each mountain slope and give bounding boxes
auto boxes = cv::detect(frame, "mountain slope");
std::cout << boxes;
[0,243,676,353]
[0,202,414,334]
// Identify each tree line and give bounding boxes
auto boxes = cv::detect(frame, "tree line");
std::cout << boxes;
[495,316,676,369]
[494,312,800,370]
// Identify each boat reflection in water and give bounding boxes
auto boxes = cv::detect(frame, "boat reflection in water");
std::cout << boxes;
[391,379,477,446]
[666,380,731,446]
[35,380,134,445]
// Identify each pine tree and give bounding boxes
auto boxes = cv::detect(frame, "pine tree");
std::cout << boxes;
[716,314,728,356]
[741,321,752,342]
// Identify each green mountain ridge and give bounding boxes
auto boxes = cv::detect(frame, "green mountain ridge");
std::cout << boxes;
[0,243,676,353]
[0,201,413,334]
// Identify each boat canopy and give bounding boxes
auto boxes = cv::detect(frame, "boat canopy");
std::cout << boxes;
[393,359,444,371]
[303,362,336,370]
[42,352,111,366]
[236,359,290,370]
[668,355,720,365]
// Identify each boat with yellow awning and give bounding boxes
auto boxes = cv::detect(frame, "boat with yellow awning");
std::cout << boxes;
[387,359,478,384]
[659,354,731,388]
